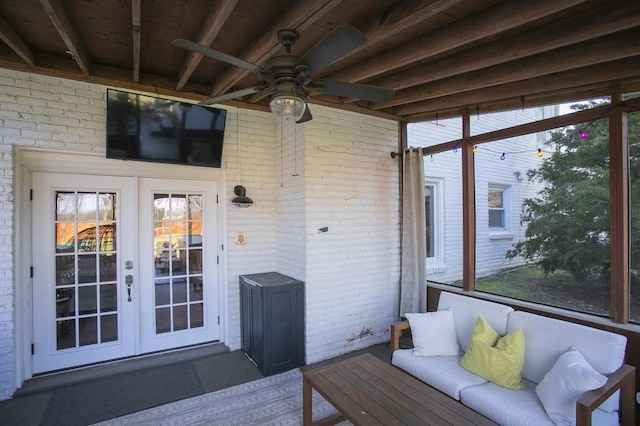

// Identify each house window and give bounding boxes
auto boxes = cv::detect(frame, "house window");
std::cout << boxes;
[424,180,444,264]
[488,186,508,229]
[425,185,434,258]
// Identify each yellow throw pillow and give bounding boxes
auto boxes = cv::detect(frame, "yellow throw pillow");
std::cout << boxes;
[459,316,526,390]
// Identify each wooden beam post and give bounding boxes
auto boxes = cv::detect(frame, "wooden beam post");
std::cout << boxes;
[609,90,629,323]
[462,110,475,291]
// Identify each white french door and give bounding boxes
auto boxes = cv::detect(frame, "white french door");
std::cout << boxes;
[32,173,219,373]
[138,178,219,353]
[32,173,137,373]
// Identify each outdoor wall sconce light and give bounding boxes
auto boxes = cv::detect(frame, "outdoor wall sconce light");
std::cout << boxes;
[232,185,253,208]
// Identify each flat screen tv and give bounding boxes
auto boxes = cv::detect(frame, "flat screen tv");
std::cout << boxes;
[106,89,226,168]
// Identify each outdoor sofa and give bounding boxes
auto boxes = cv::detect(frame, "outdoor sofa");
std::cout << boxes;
[390,291,636,425]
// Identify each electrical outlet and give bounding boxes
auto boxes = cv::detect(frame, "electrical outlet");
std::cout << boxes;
[236,232,246,245]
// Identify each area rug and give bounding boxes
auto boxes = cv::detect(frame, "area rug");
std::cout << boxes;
[93,368,347,425]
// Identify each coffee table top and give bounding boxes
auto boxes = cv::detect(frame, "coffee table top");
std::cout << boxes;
[303,353,497,425]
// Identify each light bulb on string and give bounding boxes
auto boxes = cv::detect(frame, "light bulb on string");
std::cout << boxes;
[500,153,506,160]
[579,130,588,139]
[537,148,543,158]
[473,145,478,153]
[453,145,458,153]
[429,154,435,162]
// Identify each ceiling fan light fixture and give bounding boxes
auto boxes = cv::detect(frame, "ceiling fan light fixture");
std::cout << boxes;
[270,95,306,121]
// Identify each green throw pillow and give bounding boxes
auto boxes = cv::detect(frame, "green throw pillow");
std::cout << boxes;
[459,316,526,390]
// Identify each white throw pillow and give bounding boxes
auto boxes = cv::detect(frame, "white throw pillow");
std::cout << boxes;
[535,348,607,426]
[405,309,460,356]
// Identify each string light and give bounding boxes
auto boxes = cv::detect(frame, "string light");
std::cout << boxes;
[393,105,607,160]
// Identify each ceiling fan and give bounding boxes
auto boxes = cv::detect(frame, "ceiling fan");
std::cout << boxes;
[171,24,395,123]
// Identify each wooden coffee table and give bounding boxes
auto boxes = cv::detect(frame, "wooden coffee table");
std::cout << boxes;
[302,353,497,425]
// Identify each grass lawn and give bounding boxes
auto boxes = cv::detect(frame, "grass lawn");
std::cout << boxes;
[473,265,613,317]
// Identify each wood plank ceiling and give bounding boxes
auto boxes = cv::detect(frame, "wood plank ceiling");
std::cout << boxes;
[0,0,638,123]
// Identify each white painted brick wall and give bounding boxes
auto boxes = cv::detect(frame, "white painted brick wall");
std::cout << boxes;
[0,69,109,398]
[0,69,402,397]
[274,119,306,281]
[302,106,400,363]
[0,70,279,398]
[224,108,277,350]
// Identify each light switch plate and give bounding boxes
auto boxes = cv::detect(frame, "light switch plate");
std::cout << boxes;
[236,232,246,245]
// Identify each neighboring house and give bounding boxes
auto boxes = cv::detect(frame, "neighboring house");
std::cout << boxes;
[408,106,557,284]
[0,69,400,399]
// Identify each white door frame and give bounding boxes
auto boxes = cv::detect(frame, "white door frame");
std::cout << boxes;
[16,148,227,382]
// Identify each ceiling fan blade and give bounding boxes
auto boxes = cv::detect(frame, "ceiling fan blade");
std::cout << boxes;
[296,104,313,123]
[199,86,265,105]
[320,79,395,103]
[296,24,366,75]
[172,39,263,73]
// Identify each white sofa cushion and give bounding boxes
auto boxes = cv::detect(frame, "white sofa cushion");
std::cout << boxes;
[392,349,487,400]
[460,379,554,426]
[461,379,619,426]
[535,348,607,426]
[507,311,626,413]
[405,309,461,356]
[438,292,514,352]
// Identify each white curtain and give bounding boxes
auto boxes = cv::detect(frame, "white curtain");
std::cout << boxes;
[399,147,427,316]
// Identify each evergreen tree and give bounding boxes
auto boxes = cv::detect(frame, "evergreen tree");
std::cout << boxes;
[506,101,640,284]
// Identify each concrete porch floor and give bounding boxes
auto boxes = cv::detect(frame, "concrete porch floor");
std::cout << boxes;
[0,342,391,425]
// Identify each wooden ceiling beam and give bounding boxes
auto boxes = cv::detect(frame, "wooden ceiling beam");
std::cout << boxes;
[208,0,343,98]
[318,0,485,74]
[175,0,239,91]
[394,56,640,116]
[131,0,141,83]
[369,0,640,92]
[40,0,91,76]
[405,80,640,123]
[375,30,640,110]
[330,0,593,84]
[247,0,480,104]
[0,16,35,66]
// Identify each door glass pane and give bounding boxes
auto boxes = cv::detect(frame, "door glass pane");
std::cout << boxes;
[152,192,205,334]
[188,249,202,274]
[79,317,98,346]
[57,319,75,350]
[54,191,119,350]
[100,284,117,312]
[190,303,203,328]
[173,278,187,303]
[101,315,118,342]
[173,305,188,331]
[190,277,203,301]
[99,254,117,282]
[78,285,97,315]
[155,278,170,305]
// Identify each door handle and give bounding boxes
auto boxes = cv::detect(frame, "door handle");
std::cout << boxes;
[126,274,133,302]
